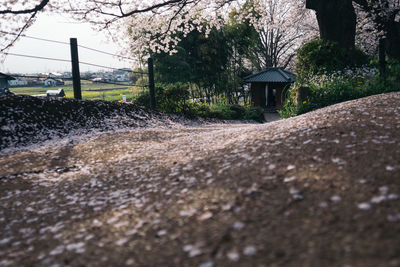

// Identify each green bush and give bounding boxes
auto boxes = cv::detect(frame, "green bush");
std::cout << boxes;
[133,82,266,122]
[133,82,197,116]
[278,88,298,118]
[296,38,369,82]
[132,90,152,108]
[158,83,191,114]
[229,104,246,119]
[280,61,400,118]
[203,104,264,122]
[283,39,397,118]
[243,106,265,122]
[208,104,236,120]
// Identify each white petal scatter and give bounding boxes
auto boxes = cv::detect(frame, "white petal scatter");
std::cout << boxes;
[66,242,85,253]
[284,176,296,183]
[370,195,386,204]
[115,238,128,246]
[198,212,213,221]
[125,229,137,236]
[179,209,198,217]
[330,195,342,203]
[387,214,400,223]
[49,246,65,256]
[286,165,296,171]
[318,202,329,208]
[289,187,303,200]
[0,238,12,245]
[232,221,245,230]
[358,203,372,211]
[92,219,103,227]
[227,250,240,261]
[183,242,204,258]
[199,260,214,267]
[156,230,167,237]
[379,186,389,195]
[243,245,257,256]
[0,92,399,266]
[386,166,396,171]
[268,164,276,170]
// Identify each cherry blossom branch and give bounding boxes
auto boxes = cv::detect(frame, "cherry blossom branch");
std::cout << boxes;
[0,0,49,14]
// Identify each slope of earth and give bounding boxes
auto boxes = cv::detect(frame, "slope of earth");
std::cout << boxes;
[0,92,400,266]
[0,94,205,152]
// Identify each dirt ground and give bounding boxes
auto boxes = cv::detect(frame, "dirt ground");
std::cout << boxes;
[0,93,399,266]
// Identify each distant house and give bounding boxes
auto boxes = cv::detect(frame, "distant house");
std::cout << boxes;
[113,68,131,82]
[48,72,63,78]
[0,72,15,94]
[92,77,109,83]
[44,78,64,87]
[115,75,128,82]
[243,67,296,110]
[8,77,28,87]
[63,72,72,79]
[25,77,43,86]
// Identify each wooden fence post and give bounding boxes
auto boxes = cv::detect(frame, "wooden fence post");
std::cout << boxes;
[379,38,386,79]
[297,86,311,105]
[148,57,156,109]
[70,38,82,100]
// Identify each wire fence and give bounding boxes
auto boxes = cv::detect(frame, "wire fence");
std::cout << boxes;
[0,31,150,102]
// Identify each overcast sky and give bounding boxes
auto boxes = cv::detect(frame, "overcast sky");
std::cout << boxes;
[1,14,134,74]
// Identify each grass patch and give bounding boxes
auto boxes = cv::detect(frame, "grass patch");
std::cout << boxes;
[10,82,142,102]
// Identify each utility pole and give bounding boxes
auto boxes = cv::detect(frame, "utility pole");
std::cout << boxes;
[379,38,386,79]
[148,57,156,109]
[70,38,82,100]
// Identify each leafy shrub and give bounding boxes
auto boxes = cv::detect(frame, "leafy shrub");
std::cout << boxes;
[201,104,264,121]
[133,82,266,122]
[132,90,152,108]
[280,61,400,118]
[229,104,246,119]
[208,104,236,120]
[133,82,196,116]
[278,88,298,118]
[243,106,265,122]
[158,83,191,114]
[296,38,369,82]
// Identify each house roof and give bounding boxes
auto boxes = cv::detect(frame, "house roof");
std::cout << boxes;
[244,67,296,83]
[0,72,15,80]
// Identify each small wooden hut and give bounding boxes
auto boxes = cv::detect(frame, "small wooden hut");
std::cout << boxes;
[244,68,296,110]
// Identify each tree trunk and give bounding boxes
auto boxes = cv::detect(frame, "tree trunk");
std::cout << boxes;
[386,21,400,61]
[306,0,356,50]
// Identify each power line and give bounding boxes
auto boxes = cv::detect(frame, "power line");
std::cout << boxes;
[0,30,69,45]
[1,51,148,75]
[89,80,148,87]
[77,44,136,61]
[79,61,147,74]
[0,30,136,61]
[2,52,71,63]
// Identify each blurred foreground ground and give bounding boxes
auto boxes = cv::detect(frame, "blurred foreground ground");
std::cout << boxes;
[0,93,400,266]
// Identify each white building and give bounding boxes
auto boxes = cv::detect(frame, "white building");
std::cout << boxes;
[44,78,64,87]
[8,78,28,87]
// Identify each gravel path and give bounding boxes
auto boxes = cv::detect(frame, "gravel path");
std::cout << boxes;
[1,92,400,266]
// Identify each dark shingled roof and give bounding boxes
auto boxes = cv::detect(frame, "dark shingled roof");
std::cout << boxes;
[244,67,296,83]
[0,72,15,80]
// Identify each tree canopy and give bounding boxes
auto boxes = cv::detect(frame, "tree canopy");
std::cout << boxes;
[1,0,399,60]
[307,0,400,60]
